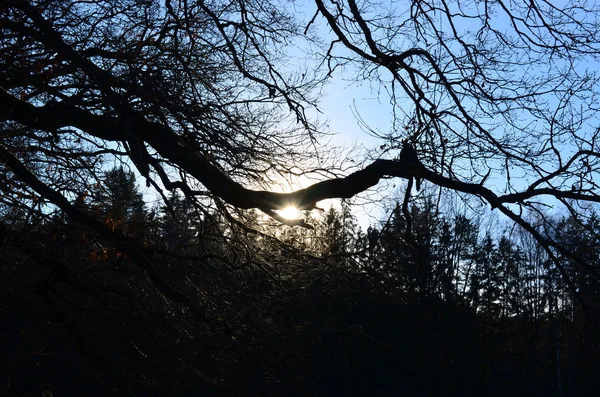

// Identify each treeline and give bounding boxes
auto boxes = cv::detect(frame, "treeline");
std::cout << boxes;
[309,201,598,320]
[1,167,600,396]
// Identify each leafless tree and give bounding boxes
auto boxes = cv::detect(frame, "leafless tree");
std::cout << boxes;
[2,0,600,304]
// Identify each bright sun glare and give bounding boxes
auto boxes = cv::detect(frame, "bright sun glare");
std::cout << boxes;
[279,206,300,219]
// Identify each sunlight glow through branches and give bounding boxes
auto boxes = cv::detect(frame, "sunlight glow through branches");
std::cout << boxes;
[279,206,300,219]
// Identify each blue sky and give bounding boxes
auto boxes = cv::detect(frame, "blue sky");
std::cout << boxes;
[136,0,600,232]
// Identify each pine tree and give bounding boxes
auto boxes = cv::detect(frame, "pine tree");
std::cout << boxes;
[160,192,196,251]
[471,234,502,316]
[322,203,357,256]
[498,236,526,317]
[90,166,146,238]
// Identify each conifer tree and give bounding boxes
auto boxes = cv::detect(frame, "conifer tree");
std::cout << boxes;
[90,166,146,238]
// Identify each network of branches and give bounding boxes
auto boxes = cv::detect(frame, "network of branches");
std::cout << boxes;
[2,0,600,300]
[1,0,600,393]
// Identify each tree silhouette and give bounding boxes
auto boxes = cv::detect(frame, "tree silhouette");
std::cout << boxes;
[2,0,599,294]
[89,166,145,234]
[2,2,600,394]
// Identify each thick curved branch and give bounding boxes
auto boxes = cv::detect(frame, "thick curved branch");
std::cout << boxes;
[2,87,589,213]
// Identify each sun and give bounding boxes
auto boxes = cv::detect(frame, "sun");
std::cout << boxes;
[279,206,300,219]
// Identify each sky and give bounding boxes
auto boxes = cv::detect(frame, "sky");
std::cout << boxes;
[314,78,402,228]
[284,0,600,232]
[133,0,471,230]
[284,0,430,229]
[133,0,402,229]
[135,0,600,233]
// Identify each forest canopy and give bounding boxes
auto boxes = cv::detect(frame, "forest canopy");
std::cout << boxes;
[2,0,600,395]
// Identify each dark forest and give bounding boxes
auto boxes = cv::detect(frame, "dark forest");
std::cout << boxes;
[2,0,600,395]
